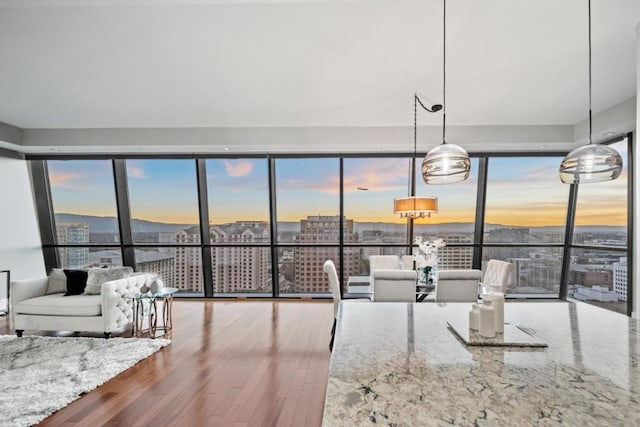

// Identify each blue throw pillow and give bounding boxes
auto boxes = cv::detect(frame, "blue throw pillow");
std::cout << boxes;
[63,269,88,296]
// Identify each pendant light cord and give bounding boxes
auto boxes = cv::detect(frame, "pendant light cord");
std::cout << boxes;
[442,0,447,144]
[588,0,592,144]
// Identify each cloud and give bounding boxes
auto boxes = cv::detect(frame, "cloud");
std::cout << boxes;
[127,166,146,179]
[224,160,254,177]
[49,171,82,188]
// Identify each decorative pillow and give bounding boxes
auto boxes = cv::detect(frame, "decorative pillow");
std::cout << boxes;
[46,268,67,294]
[63,269,89,296]
[84,266,134,295]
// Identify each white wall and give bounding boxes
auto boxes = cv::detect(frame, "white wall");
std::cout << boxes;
[634,23,640,318]
[0,153,45,281]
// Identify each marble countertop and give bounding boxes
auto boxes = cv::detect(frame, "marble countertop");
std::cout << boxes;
[322,302,640,426]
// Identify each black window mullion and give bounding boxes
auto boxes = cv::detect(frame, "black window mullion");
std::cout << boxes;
[30,160,58,272]
[339,156,344,296]
[196,159,213,297]
[112,159,135,268]
[473,157,488,270]
[268,156,279,297]
[625,132,633,316]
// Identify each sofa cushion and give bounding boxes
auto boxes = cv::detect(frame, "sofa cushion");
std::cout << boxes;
[46,268,67,295]
[15,294,102,317]
[64,269,89,296]
[84,266,134,295]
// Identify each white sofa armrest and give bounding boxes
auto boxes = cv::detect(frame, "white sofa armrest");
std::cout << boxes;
[11,277,48,305]
[101,273,152,332]
[10,277,49,328]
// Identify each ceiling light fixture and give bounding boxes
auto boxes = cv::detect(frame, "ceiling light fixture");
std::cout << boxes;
[559,0,622,184]
[393,94,439,219]
[422,0,470,185]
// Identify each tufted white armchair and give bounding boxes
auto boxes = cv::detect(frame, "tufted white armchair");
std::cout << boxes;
[10,273,152,338]
[483,259,515,294]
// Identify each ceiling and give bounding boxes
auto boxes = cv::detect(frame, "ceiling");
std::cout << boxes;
[0,0,639,153]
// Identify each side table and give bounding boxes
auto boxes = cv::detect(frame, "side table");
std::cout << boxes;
[126,287,178,338]
[0,270,9,316]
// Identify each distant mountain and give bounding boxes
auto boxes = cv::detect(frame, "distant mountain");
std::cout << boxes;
[55,214,194,234]
[54,213,626,236]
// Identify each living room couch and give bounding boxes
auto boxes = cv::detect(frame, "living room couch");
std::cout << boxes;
[10,273,152,337]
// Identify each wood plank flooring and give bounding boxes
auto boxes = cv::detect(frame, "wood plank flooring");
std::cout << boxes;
[0,300,334,427]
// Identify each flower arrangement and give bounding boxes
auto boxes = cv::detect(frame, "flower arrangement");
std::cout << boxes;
[413,236,446,268]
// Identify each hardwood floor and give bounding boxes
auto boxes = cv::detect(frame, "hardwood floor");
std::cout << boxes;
[0,300,334,427]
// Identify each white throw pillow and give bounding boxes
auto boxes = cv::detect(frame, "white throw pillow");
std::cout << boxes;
[84,266,134,295]
[46,268,67,294]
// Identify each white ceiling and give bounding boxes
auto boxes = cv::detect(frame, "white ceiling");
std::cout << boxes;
[0,0,639,152]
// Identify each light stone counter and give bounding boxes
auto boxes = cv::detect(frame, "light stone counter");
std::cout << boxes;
[322,302,640,426]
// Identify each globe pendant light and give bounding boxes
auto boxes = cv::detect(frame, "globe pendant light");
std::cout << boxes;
[559,0,622,184]
[422,0,470,185]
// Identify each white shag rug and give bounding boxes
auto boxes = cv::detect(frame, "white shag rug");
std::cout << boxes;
[0,335,170,427]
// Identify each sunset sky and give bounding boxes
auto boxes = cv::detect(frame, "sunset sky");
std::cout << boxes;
[47,139,628,227]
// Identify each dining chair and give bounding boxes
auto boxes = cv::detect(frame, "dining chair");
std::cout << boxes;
[435,269,483,302]
[483,259,515,294]
[323,260,369,351]
[368,255,416,302]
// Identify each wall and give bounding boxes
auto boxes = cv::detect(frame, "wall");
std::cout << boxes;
[635,23,640,318]
[0,151,45,281]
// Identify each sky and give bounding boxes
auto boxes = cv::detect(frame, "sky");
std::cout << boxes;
[48,140,629,227]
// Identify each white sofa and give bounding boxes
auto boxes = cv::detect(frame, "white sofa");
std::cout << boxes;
[369,255,417,302]
[10,273,152,338]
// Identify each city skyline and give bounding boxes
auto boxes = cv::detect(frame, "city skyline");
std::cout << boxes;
[47,141,628,227]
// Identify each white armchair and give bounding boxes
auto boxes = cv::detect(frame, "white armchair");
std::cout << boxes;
[483,259,515,293]
[369,255,417,302]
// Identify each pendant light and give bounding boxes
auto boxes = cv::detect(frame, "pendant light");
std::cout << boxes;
[559,0,622,184]
[393,94,439,219]
[422,0,470,185]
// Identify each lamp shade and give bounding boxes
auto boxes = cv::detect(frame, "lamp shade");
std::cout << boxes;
[559,144,623,184]
[393,196,438,219]
[422,143,470,184]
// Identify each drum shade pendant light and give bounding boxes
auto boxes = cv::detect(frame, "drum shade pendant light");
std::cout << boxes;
[559,0,622,184]
[422,0,470,185]
[393,95,439,219]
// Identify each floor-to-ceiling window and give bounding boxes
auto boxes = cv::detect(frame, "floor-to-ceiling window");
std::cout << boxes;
[343,157,410,276]
[126,159,202,294]
[206,158,271,296]
[483,156,569,297]
[48,160,122,268]
[33,139,633,313]
[568,138,630,314]
[415,157,480,270]
[275,157,340,295]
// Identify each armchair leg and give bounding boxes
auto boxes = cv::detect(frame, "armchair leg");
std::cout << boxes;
[103,332,112,339]
[16,330,23,337]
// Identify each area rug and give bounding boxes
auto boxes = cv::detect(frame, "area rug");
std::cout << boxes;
[0,335,170,427]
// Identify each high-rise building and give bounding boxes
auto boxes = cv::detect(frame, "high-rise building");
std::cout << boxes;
[172,222,271,293]
[293,215,359,293]
[613,257,627,301]
[210,221,270,293]
[508,251,562,294]
[56,222,89,268]
[135,250,175,285]
[438,233,473,269]
[174,226,202,292]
